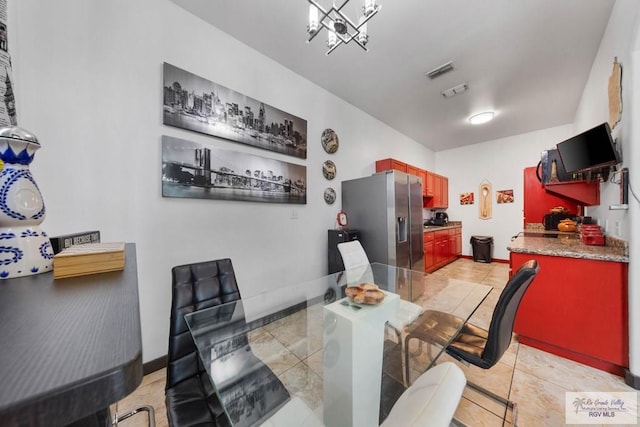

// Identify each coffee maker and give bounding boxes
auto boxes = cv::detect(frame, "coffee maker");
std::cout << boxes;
[435,212,449,225]
[426,211,449,226]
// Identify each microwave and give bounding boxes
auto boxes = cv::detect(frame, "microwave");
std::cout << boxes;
[538,149,573,184]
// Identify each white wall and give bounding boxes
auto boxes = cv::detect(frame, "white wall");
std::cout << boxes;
[573,0,638,240]
[437,0,639,260]
[9,0,434,362]
[436,124,574,260]
[628,7,640,383]
[565,0,640,382]
[573,0,639,382]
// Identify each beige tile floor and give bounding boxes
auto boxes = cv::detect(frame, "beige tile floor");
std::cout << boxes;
[114,259,639,427]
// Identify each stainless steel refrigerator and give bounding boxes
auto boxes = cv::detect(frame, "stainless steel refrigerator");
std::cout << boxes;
[342,170,424,271]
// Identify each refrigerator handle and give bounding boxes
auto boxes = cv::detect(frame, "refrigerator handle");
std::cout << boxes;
[397,216,408,243]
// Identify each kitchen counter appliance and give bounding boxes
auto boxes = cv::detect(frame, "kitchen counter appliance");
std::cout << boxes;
[426,212,448,226]
[543,213,576,230]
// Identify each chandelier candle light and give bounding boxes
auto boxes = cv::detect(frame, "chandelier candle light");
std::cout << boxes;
[307,0,381,55]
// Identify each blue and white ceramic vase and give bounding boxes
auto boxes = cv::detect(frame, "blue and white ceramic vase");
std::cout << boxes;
[0,126,53,278]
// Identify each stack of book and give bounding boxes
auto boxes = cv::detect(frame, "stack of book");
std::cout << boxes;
[53,242,125,279]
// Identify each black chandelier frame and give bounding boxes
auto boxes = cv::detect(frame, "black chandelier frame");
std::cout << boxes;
[306,0,381,55]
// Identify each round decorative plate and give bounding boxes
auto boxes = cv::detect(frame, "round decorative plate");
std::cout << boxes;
[324,187,336,204]
[322,160,336,180]
[321,129,339,154]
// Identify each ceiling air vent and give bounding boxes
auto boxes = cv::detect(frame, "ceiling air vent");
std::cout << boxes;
[425,61,454,79]
[441,83,468,98]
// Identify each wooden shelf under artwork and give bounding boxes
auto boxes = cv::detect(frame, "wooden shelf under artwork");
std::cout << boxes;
[544,180,600,206]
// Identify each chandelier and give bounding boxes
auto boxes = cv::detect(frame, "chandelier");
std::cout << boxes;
[306,0,381,55]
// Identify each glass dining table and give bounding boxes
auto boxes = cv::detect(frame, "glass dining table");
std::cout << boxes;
[185,262,492,427]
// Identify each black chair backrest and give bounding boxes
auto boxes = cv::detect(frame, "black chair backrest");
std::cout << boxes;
[482,260,539,366]
[166,258,241,389]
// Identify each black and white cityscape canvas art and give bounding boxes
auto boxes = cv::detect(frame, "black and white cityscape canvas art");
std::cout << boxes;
[162,135,307,204]
[163,63,308,159]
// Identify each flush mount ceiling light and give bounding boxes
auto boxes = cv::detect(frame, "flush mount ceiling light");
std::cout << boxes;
[469,112,495,125]
[307,0,381,55]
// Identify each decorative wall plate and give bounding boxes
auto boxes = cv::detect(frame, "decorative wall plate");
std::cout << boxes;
[322,160,336,180]
[460,192,474,205]
[496,189,514,204]
[321,129,339,154]
[479,182,492,219]
[324,187,336,204]
[608,58,622,130]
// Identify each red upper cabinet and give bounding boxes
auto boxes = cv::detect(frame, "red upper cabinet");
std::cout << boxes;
[406,164,420,177]
[376,158,407,173]
[441,176,449,208]
[418,169,427,197]
[375,158,447,204]
[409,167,428,197]
[544,181,600,206]
[424,173,448,209]
[424,171,435,198]
[376,158,428,196]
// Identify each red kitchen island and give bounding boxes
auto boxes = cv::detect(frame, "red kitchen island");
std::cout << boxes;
[508,231,629,376]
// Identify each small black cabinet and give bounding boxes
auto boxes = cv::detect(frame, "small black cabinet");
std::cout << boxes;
[328,229,361,274]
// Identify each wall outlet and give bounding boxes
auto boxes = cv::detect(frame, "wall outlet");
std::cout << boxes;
[291,210,299,220]
[615,220,621,236]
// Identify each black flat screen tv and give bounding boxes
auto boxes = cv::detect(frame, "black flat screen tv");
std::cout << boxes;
[556,122,620,173]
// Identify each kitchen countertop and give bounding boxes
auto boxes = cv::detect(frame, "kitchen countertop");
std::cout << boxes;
[508,230,629,263]
[423,221,462,232]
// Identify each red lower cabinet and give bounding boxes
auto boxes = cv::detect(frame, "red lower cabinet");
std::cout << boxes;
[424,227,461,273]
[511,252,629,375]
[434,231,449,266]
[448,228,461,258]
[424,233,435,271]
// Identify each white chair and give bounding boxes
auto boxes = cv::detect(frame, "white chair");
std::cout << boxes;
[337,240,375,284]
[380,362,466,427]
[337,240,425,384]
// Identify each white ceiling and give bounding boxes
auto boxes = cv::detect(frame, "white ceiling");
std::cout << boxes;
[170,0,615,152]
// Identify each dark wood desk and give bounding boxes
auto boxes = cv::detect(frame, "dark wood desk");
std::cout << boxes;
[0,243,143,426]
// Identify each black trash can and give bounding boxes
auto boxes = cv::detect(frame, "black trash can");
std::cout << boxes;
[470,236,493,263]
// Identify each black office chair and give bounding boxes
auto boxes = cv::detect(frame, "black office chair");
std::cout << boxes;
[404,260,539,421]
[165,259,242,427]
